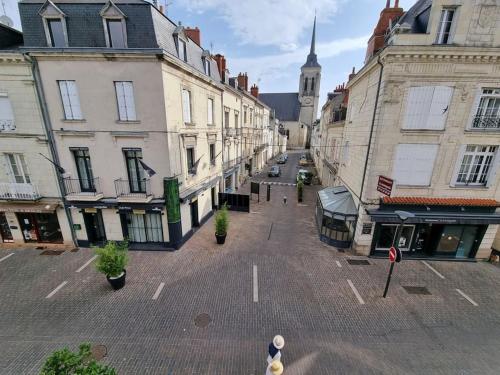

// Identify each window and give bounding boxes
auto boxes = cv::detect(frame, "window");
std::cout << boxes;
[207,98,214,125]
[235,113,239,129]
[304,77,308,93]
[125,212,163,243]
[244,108,247,124]
[5,153,30,184]
[403,86,452,130]
[47,18,66,47]
[343,141,350,163]
[72,148,95,192]
[204,58,211,75]
[124,149,145,193]
[455,145,497,186]
[210,144,216,166]
[471,89,500,129]
[376,224,415,251]
[106,19,126,48]
[178,39,187,62]
[224,111,230,129]
[311,77,315,92]
[58,81,82,120]
[393,144,438,186]
[115,81,136,121]
[186,147,195,174]
[0,94,15,131]
[182,89,192,124]
[436,8,455,44]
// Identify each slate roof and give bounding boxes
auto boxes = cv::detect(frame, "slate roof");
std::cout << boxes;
[398,0,432,33]
[0,23,23,49]
[382,196,499,207]
[259,92,301,122]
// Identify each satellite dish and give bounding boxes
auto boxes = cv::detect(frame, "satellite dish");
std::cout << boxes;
[0,15,14,28]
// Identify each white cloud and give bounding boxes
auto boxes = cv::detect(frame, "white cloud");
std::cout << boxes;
[226,34,369,90]
[178,0,345,50]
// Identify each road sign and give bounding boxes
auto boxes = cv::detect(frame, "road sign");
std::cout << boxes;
[377,175,393,196]
[389,246,397,263]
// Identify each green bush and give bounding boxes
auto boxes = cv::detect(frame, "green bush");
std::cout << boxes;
[215,204,229,235]
[95,241,129,278]
[40,343,116,375]
[297,180,304,201]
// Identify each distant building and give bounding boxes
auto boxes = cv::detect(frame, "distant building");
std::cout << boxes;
[259,17,321,149]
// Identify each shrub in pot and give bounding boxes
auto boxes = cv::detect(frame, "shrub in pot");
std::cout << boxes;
[297,180,304,202]
[95,241,129,290]
[215,204,229,244]
[40,343,116,375]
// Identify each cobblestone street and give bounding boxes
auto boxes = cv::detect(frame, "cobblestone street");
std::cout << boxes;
[1,154,500,374]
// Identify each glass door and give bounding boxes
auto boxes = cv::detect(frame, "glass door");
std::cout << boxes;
[436,225,462,256]
[0,213,13,242]
[73,149,95,192]
[124,150,145,193]
[456,226,479,258]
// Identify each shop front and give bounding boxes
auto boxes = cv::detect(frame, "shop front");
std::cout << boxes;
[368,197,500,259]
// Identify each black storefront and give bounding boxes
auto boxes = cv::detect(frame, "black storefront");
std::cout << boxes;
[368,202,500,259]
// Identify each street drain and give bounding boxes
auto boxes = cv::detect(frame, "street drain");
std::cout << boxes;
[346,259,370,266]
[70,248,79,252]
[194,313,212,328]
[90,345,107,360]
[402,286,431,295]
[40,250,64,256]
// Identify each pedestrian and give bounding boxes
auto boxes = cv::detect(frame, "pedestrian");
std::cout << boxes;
[283,195,287,205]
[266,360,284,375]
[267,335,285,364]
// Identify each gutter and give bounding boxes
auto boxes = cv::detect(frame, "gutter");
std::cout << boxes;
[23,53,78,248]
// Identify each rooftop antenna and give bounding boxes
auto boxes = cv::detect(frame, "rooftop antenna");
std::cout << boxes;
[210,42,214,54]
[0,0,14,28]
[164,0,173,15]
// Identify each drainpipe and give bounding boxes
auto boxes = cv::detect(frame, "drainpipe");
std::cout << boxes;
[221,88,225,195]
[350,55,384,253]
[24,53,78,248]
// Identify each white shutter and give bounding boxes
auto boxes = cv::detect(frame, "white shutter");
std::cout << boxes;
[403,87,433,129]
[58,81,73,119]
[393,144,438,186]
[426,86,453,130]
[207,98,213,125]
[467,88,483,129]
[115,82,127,120]
[0,96,15,131]
[66,81,82,120]
[123,82,136,121]
[182,89,191,123]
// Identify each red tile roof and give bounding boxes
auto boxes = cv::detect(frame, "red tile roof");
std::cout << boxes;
[382,196,499,207]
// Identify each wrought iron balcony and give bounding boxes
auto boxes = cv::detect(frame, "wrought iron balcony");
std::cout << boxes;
[63,177,103,201]
[471,115,500,130]
[114,178,152,202]
[0,182,41,200]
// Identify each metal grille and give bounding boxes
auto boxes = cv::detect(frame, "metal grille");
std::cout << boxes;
[39,250,64,256]
[402,286,431,295]
[194,313,212,328]
[346,259,370,266]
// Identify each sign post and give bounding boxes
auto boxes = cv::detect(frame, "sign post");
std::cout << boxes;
[383,246,401,298]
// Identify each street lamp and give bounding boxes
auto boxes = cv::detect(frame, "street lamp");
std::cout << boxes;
[382,210,415,298]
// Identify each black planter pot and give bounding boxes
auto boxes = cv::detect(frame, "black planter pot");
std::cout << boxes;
[106,269,126,290]
[215,233,227,244]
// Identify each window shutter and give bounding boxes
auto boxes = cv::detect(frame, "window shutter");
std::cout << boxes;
[426,86,452,130]
[207,98,213,125]
[115,82,127,120]
[403,87,433,129]
[66,81,82,120]
[182,89,191,123]
[450,145,467,187]
[58,81,73,119]
[0,96,15,130]
[467,88,483,129]
[393,144,438,186]
[123,82,136,121]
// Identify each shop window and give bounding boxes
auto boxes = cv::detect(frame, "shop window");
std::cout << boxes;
[376,224,414,251]
[125,212,163,243]
[17,213,63,243]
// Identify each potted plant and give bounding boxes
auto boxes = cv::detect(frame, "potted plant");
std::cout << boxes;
[297,180,304,202]
[40,343,116,375]
[95,241,129,290]
[215,204,229,244]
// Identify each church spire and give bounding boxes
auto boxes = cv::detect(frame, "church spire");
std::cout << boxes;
[302,16,320,68]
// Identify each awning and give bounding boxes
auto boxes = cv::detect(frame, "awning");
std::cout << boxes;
[317,186,357,221]
[180,175,221,202]
[368,210,500,225]
[0,202,60,213]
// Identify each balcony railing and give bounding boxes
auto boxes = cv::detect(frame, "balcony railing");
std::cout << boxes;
[114,178,152,199]
[63,177,103,201]
[0,182,41,200]
[471,115,500,130]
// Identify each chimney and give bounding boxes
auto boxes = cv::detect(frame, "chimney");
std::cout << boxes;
[237,72,248,91]
[185,27,201,46]
[348,67,356,81]
[250,84,259,98]
[213,54,226,82]
[159,5,164,13]
[365,1,404,63]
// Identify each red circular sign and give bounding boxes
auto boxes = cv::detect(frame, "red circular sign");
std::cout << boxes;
[389,247,397,263]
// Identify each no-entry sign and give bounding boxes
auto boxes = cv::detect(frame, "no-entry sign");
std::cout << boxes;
[389,246,402,263]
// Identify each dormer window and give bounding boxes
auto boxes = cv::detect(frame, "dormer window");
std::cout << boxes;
[204,58,211,76]
[39,0,68,47]
[179,39,187,62]
[436,8,455,44]
[100,1,127,48]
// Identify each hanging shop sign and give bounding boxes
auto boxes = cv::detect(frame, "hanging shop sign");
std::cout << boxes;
[377,176,393,196]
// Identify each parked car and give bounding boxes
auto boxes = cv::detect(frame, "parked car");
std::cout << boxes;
[277,156,286,164]
[268,165,281,177]
[299,154,308,166]
[297,169,312,185]
[282,153,288,161]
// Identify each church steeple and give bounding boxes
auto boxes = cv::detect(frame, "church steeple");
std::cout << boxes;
[302,16,320,68]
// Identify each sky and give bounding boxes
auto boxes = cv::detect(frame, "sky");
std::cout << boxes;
[2,0,417,107]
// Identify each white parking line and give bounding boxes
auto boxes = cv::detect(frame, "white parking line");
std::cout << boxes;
[253,265,259,303]
[0,253,14,263]
[45,281,68,299]
[152,282,165,300]
[456,289,478,306]
[421,261,445,279]
[347,279,365,305]
[335,261,342,268]
[75,255,98,273]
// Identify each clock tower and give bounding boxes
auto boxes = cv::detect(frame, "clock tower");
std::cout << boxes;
[299,16,321,148]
